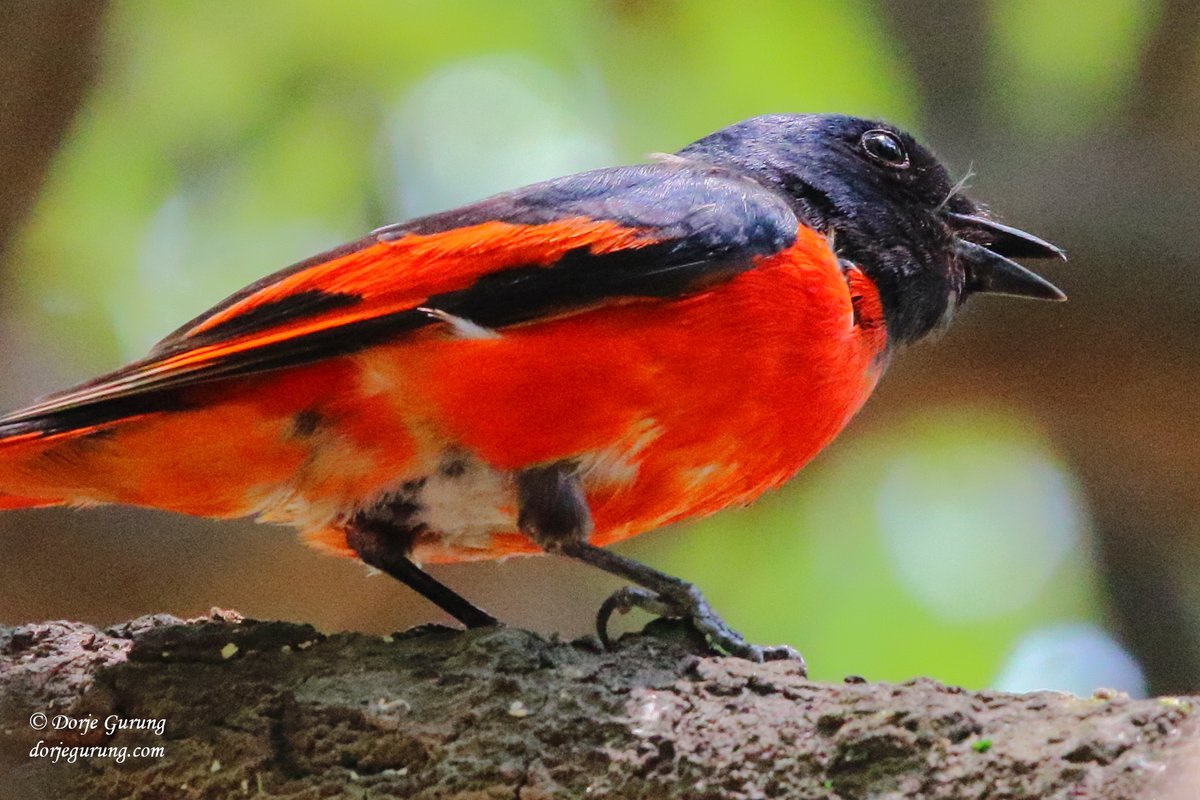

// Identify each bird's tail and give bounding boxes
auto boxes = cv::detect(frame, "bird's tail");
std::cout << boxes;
[0,425,77,509]
[0,392,320,520]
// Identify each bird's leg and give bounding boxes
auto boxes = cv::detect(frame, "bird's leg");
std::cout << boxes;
[564,541,803,666]
[517,462,803,666]
[346,519,498,629]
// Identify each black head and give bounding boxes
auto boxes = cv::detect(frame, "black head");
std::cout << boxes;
[678,114,1065,344]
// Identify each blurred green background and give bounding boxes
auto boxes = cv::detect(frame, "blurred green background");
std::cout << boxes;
[2,0,1198,696]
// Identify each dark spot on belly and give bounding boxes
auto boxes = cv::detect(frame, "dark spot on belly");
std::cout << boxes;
[349,478,429,553]
[354,497,422,529]
[292,409,322,438]
[439,458,467,478]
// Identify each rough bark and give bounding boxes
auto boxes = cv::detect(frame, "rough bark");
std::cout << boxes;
[1,613,1197,799]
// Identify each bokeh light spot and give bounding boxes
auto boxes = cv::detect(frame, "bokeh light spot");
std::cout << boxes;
[993,622,1146,697]
[875,413,1086,622]
[386,56,615,219]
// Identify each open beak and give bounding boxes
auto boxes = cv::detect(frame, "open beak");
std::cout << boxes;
[946,212,1067,302]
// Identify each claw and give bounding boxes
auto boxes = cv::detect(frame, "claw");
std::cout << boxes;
[596,582,806,673]
[596,586,670,649]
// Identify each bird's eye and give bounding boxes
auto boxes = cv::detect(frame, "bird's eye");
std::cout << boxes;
[860,130,909,169]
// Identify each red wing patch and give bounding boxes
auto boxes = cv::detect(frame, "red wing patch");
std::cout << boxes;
[0,219,653,433]
[178,219,649,343]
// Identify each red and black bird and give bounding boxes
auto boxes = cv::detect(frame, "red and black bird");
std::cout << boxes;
[0,114,1064,663]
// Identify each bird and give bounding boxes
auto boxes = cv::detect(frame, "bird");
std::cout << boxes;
[0,113,1064,664]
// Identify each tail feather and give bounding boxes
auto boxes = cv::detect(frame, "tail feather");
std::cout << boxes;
[0,423,92,511]
[0,390,317,519]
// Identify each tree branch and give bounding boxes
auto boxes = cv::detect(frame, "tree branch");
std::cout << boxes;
[872,0,991,146]
[1127,0,1200,141]
[1,613,1196,798]
[0,0,108,269]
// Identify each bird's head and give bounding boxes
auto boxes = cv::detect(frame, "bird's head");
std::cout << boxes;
[680,113,1065,344]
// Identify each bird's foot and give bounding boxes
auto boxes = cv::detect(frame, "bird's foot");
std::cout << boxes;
[597,584,805,670]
